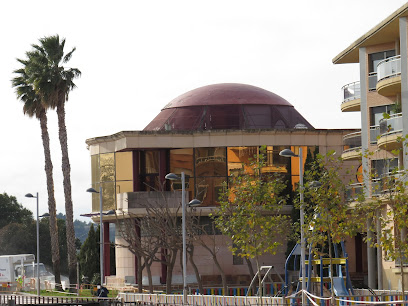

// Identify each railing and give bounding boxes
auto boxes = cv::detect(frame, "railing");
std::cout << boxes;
[0,294,121,306]
[370,125,380,144]
[342,131,361,154]
[119,293,284,306]
[346,183,364,201]
[343,131,361,147]
[372,171,404,195]
[341,81,360,103]
[368,72,377,91]
[119,292,408,306]
[379,113,402,135]
[377,55,401,82]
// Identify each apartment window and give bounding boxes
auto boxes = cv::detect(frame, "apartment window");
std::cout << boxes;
[369,50,396,73]
[371,159,398,177]
[370,105,395,126]
[368,50,395,90]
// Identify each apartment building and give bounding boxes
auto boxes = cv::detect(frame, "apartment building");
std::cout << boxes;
[334,3,408,290]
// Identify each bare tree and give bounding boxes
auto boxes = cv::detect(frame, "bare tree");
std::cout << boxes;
[115,212,160,293]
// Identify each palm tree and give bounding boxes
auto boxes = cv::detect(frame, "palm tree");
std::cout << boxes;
[11,62,62,287]
[25,35,81,286]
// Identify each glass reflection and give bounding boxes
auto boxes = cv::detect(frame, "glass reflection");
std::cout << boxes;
[195,148,227,177]
[91,155,100,186]
[100,153,115,182]
[195,177,225,206]
[170,149,194,176]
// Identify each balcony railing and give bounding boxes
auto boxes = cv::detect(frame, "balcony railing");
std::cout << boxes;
[377,55,401,82]
[372,171,404,196]
[379,113,402,135]
[347,171,404,200]
[346,183,364,201]
[341,81,360,103]
[368,72,377,91]
[342,131,361,154]
[370,125,380,144]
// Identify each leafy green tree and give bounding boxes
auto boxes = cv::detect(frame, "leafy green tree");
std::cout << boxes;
[304,152,359,302]
[0,193,33,229]
[11,60,62,286]
[0,223,34,255]
[78,224,100,283]
[214,150,289,296]
[25,35,81,285]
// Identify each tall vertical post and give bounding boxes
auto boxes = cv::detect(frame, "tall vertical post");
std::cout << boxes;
[376,209,383,289]
[36,192,40,297]
[99,186,104,285]
[299,148,306,304]
[400,17,408,169]
[181,172,187,304]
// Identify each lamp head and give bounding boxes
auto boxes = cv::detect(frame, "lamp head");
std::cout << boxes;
[40,213,50,218]
[86,187,99,193]
[25,193,35,198]
[188,199,201,207]
[309,181,322,188]
[165,173,180,181]
[279,149,297,157]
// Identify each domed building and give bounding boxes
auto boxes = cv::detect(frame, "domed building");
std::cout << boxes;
[144,83,313,131]
[85,83,357,292]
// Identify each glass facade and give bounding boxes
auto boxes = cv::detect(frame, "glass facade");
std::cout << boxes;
[91,145,313,209]
[91,151,133,212]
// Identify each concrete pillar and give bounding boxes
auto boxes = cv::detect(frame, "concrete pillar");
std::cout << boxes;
[359,47,370,197]
[376,209,383,289]
[400,17,408,168]
[103,222,110,276]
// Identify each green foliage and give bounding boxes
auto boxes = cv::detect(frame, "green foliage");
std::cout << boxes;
[78,224,100,282]
[213,150,289,259]
[304,151,359,251]
[0,193,33,229]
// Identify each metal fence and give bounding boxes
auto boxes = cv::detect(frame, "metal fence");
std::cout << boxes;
[0,295,122,306]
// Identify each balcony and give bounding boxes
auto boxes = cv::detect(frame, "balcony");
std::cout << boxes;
[371,171,404,196]
[341,131,362,160]
[117,191,187,214]
[347,172,403,201]
[370,125,380,144]
[377,113,403,151]
[341,81,360,112]
[376,55,401,96]
[346,183,363,201]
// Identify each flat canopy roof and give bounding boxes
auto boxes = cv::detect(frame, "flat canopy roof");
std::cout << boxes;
[333,3,408,64]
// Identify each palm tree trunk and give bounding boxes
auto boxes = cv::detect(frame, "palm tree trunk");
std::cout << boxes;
[56,103,77,286]
[39,111,62,287]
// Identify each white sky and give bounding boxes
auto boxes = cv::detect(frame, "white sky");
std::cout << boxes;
[1,0,407,221]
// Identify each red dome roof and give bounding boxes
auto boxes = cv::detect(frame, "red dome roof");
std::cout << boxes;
[162,83,293,109]
[144,83,313,131]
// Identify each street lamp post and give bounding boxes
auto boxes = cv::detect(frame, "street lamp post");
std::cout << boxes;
[165,172,201,304]
[25,193,50,297]
[279,148,306,303]
[85,187,115,286]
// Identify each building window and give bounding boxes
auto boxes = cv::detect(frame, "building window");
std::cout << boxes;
[369,50,396,73]
[371,158,398,178]
[370,105,395,126]
[195,147,227,205]
[140,150,160,191]
[368,50,396,90]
